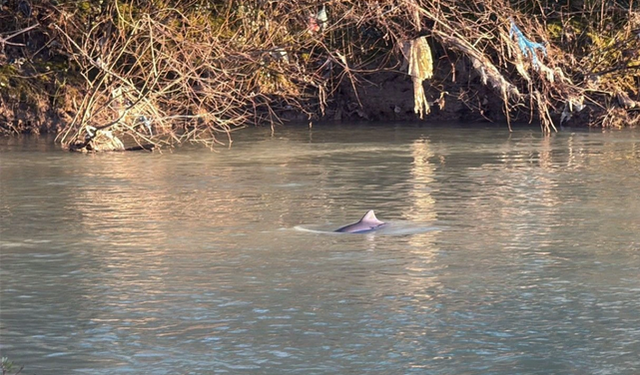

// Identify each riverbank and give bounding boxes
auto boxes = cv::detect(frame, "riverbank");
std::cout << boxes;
[1,1,638,150]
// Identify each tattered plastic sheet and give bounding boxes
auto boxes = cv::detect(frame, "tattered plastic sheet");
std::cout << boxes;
[402,36,433,119]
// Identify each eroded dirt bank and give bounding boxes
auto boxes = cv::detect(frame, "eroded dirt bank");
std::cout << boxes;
[2,1,638,150]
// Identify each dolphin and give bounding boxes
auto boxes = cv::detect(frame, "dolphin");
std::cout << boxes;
[335,210,387,233]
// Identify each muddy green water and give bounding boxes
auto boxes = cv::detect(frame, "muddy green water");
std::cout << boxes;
[1,125,639,374]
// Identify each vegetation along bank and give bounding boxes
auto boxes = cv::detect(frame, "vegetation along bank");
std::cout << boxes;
[1,0,639,151]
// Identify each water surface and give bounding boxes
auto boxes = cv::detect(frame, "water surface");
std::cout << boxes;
[1,125,639,374]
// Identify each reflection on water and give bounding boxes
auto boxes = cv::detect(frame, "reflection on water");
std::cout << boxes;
[1,127,640,374]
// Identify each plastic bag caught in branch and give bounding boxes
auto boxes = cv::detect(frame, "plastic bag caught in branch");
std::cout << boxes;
[510,19,547,70]
[401,36,434,119]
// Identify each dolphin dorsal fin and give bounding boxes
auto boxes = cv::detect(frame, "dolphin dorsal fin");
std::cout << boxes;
[361,210,383,225]
[335,210,386,233]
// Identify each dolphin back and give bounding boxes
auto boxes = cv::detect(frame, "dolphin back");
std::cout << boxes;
[335,210,386,233]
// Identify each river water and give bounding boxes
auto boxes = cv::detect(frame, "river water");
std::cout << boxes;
[1,125,639,374]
